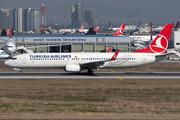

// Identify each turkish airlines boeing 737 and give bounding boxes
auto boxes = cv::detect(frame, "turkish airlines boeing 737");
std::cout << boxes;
[4,24,173,75]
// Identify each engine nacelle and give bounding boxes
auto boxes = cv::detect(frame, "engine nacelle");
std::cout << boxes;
[64,64,81,72]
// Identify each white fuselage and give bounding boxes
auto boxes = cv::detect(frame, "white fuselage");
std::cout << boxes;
[59,29,76,34]
[4,52,165,70]
[78,29,88,33]
[3,39,16,55]
[0,50,9,58]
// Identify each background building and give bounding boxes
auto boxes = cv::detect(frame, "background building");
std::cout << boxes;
[23,8,31,32]
[0,9,13,30]
[0,35,130,53]
[13,8,39,33]
[29,8,39,34]
[13,8,23,32]
[84,9,94,27]
[71,3,83,28]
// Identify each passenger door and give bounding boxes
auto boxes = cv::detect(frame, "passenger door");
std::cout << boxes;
[22,55,27,64]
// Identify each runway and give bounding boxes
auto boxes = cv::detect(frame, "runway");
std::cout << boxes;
[0,71,180,80]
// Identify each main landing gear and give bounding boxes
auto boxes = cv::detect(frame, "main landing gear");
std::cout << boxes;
[19,70,22,74]
[88,69,93,75]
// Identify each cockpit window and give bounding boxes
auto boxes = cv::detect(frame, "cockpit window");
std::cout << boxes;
[10,57,17,60]
[7,46,13,48]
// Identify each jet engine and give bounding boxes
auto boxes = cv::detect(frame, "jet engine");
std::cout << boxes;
[64,64,82,72]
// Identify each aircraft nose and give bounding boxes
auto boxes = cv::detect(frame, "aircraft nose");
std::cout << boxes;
[4,60,11,66]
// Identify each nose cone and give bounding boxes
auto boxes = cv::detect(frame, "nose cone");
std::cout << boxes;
[4,41,16,55]
[4,60,11,66]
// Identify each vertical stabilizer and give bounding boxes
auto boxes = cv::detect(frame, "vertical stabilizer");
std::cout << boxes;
[113,24,126,36]
[133,24,173,54]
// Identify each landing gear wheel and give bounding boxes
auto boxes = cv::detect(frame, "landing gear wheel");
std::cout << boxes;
[88,69,93,75]
[19,71,22,75]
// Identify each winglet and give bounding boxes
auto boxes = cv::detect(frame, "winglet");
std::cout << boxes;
[110,49,120,60]
[107,47,112,53]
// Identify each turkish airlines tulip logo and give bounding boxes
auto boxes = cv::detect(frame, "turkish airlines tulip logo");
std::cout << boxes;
[150,34,168,53]
[118,27,123,34]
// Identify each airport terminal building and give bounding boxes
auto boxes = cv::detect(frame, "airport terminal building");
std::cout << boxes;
[0,35,131,53]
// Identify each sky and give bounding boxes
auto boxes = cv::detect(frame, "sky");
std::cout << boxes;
[1,0,180,26]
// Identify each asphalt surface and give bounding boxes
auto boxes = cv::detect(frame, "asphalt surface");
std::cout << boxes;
[0,71,180,80]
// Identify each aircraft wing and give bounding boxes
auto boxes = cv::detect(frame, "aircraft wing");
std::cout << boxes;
[80,49,120,69]
[80,60,107,69]
[101,44,137,49]
[155,52,175,57]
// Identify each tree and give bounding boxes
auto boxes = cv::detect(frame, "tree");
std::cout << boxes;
[1,28,7,36]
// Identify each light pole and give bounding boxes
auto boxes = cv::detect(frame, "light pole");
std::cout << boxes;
[128,14,132,35]
[95,14,98,27]
[63,15,67,29]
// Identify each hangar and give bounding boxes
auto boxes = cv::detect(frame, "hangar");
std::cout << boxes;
[0,35,131,53]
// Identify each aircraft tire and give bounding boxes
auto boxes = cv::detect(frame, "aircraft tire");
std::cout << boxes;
[88,69,93,75]
[19,71,22,75]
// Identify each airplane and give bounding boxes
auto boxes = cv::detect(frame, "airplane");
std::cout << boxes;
[0,29,70,56]
[123,21,141,35]
[109,21,141,35]
[78,25,89,33]
[0,50,9,58]
[59,25,85,34]
[130,22,157,49]
[59,29,76,34]
[113,24,126,36]
[131,21,179,49]
[151,21,179,34]
[4,24,173,75]
[93,25,100,32]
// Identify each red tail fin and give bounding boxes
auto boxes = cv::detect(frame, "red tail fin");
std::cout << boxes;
[7,29,10,36]
[93,25,99,31]
[133,24,173,54]
[113,24,126,36]
[9,28,12,39]
[80,25,84,30]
